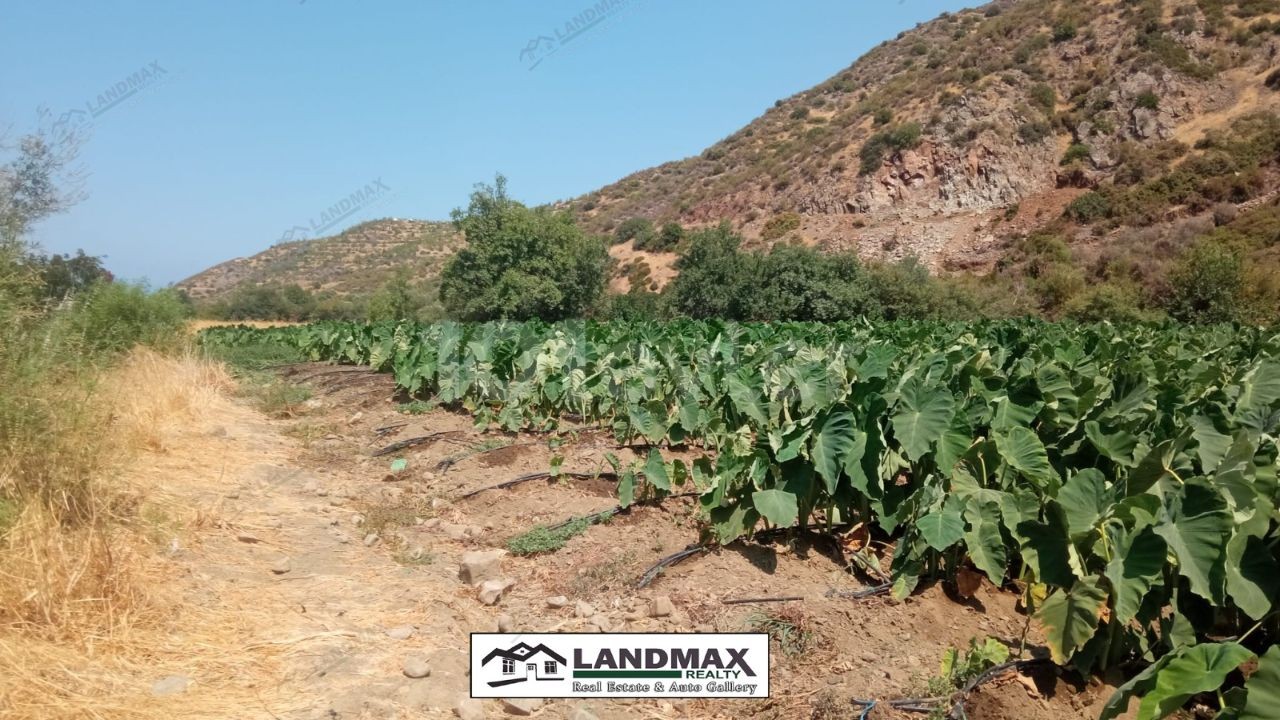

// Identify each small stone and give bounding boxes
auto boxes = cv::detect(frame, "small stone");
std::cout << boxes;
[270,557,292,575]
[348,411,363,425]
[363,533,380,547]
[546,595,569,608]
[151,675,191,697]
[497,613,514,633]
[459,550,506,586]
[402,656,432,679]
[464,525,484,538]
[386,625,415,640]
[478,578,515,606]
[407,545,428,561]
[501,697,542,716]
[443,523,469,540]
[569,708,599,720]
[648,596,674,618]
[235,532,260,544]
[588,618,611,632]
[208,426,227,437]
[454,696,485,720]
[352,513,365,526]
[224,490,240,500]
[574,601,594,618]
[424,517,442,529]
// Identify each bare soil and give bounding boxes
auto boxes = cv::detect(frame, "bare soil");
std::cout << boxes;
[142,363,1135,719]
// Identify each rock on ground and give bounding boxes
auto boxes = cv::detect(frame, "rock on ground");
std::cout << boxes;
[458,549,506,586]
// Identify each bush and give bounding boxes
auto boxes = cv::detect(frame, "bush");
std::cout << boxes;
[1163,240,1244,322]
[614,217,655,246]
[641,222,684,252]
[1052,20,1078,42]
[66,282,191,355]
[761,212,801,241]
[1061,143,1091,165]
[1017,121,1052,143]
[859,123,923,174]
[1063,282,1156,322]
[1136,90,1160,110]
[439,175,608,321]
[873,108,893,126]
[1029,83,1056,114]
[1064,191,1111,222]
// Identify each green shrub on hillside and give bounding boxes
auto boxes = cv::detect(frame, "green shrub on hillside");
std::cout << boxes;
[614,217,655,246]
[859,123,923,174]
[761,212,801,241]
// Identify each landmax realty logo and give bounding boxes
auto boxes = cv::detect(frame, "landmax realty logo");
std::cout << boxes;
[471,633,769,699]
[48,61,170,144]
[276,178,392,244]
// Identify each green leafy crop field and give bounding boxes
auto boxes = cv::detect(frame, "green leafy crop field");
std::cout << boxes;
[201,319,1280,718]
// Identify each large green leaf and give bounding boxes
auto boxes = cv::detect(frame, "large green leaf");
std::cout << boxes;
[1104,528,1166,624]
[1240,645,1280,720]
[994,426,1056,488]
[810,409,856,495]
[1137,642,1253,720]
[644,449,670,492]
[1036,575,1107,664]
[1057,468,1107,538]
[1085,421,1138,466]
[1188,415,1232,473]
[1226,532,1279,620]
[752,489,798,528]
[1154,483,1231,605]
[964,517,1007,585]
[917,505,965,551]
[891,380,955,462]
[1235,360,1280,428]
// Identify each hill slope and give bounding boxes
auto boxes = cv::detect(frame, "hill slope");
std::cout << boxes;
[181,0,1280,310]
[569,0,1280,273]
[176,219,462,301]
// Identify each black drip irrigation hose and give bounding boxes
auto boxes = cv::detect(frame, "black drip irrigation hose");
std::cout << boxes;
[543,491,700,532]
[294,368,370,382]
[455,471,620,500]
[371,431,459,457]
[850,658,1055,719]
[633,524,845,590]
[636,545,708,589]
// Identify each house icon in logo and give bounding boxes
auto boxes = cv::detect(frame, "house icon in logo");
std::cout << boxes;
[480,642,567,687]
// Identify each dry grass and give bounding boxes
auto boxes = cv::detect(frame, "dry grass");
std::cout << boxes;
[0,349,283,720]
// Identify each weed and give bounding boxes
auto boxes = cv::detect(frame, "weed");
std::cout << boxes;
[568,551,638,597]
[397,400,433,415]
[255,381,311,418]
[355,495,438,541]
[507,516,591,555]
[745,607,814,657]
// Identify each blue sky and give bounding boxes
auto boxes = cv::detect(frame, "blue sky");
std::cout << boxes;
[1,0,974,285]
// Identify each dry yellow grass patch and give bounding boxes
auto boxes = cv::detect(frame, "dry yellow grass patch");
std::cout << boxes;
[0,350,282,720]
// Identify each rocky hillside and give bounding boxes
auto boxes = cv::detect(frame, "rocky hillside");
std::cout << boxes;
[569,0,1280,272]
[177,219,461,301]
[181,0,1280,305]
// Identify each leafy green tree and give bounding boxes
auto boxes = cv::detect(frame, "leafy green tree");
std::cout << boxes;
[440,175,608,321]
[647,222,685,252]
[614,217,655,246]
[36,249,110,300]
[1163,241,1244,323]
[666,223,752,319]
[367,268,422,322]
[744,244,879,321]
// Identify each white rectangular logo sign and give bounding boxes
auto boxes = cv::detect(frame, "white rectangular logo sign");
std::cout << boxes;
[470,632,770,698]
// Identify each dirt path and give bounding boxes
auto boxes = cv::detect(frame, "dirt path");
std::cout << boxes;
[139,364,1129,720]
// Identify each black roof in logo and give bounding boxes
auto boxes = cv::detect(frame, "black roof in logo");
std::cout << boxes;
[481,642,567,666]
